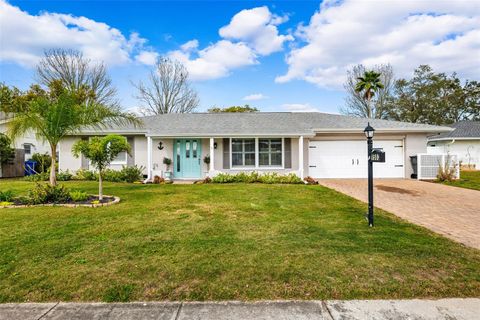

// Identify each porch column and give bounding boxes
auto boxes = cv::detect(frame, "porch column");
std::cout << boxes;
[299,136,304,179]
[209,137,215,174]
[147,136,153,181]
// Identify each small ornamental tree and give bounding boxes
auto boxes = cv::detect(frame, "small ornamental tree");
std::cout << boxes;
[72,135,130,200]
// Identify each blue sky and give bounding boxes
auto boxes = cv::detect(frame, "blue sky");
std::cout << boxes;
[1,0,479,114]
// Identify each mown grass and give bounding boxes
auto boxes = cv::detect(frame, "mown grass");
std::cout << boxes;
[441,170,480,191]
[0,179,479,302]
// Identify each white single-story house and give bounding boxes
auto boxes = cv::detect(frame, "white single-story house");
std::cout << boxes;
[58,112,452,180]
[428,121,480,170]
[0,112,50,160]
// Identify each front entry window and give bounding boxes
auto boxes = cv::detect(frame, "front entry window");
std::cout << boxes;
[232,139,255,167]
[192,140,198,158]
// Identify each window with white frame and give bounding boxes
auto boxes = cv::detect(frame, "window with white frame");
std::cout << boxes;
[23,144,32,155]
[259,138,282,167]
[232,139,255,167]
[111,151,127,165]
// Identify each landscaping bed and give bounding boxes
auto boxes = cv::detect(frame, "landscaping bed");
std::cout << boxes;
[1,195,118,208]
[0,179,479,302]
[440,170,480,191]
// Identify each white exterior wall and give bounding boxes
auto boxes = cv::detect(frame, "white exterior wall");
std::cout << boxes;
[0,122,50,160]
[308,133,429,178]
[428,140,480,169]
[404,133,428,177]
[151,138,173,176]
[58,136,82,172]
[134,136,148,174]
[57,132,432,179]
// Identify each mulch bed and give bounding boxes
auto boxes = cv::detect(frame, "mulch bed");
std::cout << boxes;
[0,195,120,208]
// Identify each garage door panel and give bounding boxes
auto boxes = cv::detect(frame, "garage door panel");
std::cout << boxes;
[308,140,404,178]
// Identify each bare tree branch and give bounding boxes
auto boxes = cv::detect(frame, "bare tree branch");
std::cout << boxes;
[35,49,118,107]
[341,64,394,119]
[134,57,199,115]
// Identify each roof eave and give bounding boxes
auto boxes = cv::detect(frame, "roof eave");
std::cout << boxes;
[428,137,480,142]
[312,127,453,134]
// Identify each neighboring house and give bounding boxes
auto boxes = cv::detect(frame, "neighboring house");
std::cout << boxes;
[58,112,451,180]
[0,112,50,160]
[428,121,480,170]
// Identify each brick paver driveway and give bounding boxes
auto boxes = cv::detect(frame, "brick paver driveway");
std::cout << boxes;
[318,179,480,250]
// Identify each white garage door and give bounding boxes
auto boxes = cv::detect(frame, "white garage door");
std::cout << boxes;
[308,140,404,178]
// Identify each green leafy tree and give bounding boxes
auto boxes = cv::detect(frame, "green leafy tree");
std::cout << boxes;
[354,71,385,118]
[1,82,139,186]
[208,105,259,113]
[72,135,131,200]
[386,65,480,125]
[0,133,14,165]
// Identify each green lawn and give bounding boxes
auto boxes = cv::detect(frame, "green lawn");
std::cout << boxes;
[442,170,480,191]
[0,179,479,302]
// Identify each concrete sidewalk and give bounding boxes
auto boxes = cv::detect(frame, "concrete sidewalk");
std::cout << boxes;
[1,299,478,320]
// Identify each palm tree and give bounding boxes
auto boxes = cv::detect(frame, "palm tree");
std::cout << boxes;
[5,82,139,186]
[355,71,384,118]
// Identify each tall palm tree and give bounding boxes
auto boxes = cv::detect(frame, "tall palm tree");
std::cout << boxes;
[5,82,139,186]
[355,71,384,118]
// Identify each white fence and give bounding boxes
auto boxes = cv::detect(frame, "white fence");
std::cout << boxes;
[417,153,460,180]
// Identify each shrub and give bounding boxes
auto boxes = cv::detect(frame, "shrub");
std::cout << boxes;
[28,183,71,204]
[24,171,49,182]
[437,156,458,182]
[0,190,14,202]
[31,153,52,173]
[102,169,124,182]
[211,172,303,184]
[70,190,89,202]
[57,170,73,181]
[163,157,172,171]
[120,165,144,183]
[74,169,98,181]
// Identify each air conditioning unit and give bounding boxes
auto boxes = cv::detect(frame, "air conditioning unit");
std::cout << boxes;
[417,153,460,180]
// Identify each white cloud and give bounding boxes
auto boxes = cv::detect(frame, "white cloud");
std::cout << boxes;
[169,40,257,81]
[277,0,480,88]
[134,51,158,65]
[219,6,293,55]
[0,0,154,67]
[167,6,293,81]
[243,93,267,101]
[282,103,320,112]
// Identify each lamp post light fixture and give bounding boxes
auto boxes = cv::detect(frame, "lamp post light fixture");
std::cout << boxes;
[364,122,375,227]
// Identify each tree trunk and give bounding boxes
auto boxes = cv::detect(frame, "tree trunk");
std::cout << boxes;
[98,171,103,201]
[49,144,57,186]
[367,91,372,118]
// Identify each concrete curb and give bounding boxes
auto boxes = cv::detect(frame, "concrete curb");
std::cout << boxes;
[0,298,478,320]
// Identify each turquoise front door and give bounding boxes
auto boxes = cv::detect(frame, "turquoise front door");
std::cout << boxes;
[174,139,202,179]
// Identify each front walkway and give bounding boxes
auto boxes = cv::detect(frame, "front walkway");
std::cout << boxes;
[318,179,480,249]
[1,299,478,320]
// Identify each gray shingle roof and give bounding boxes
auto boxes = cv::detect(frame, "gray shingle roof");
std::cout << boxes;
[82,112,452,136]
[428,121,480,141]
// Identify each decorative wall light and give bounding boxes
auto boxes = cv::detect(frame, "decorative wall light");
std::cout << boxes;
[157,141,164,150]
[214,142,218,149]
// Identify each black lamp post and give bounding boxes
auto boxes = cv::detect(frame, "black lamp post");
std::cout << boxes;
[364,122,375,227]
